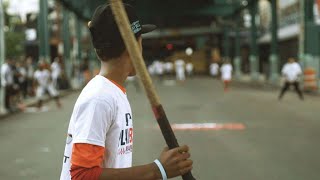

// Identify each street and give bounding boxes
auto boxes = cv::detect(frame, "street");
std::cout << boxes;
[0,77,319,180]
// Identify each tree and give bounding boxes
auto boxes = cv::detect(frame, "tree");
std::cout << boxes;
[5,31,25,59]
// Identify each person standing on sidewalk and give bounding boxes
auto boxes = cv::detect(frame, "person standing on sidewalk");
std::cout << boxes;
[26,57,35,97]
[51,57,62,89]
[278,57,304,100]
[1,58,15,112]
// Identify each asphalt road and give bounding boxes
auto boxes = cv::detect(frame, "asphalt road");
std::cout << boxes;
[0,77,319,180]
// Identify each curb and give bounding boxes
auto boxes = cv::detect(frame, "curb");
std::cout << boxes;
[0,89,80,119]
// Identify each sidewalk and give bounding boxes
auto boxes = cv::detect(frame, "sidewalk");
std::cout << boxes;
[0,89,77,119]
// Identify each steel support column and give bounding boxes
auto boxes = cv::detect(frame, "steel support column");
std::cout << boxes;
[0,0,6,112]
[269,0,279,83]
[249,0,259,80]
[234,17,242,79]
[38,0,50,62]
[62,8,71,79]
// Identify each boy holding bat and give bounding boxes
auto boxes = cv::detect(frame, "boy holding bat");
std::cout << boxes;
[60,3,193,180]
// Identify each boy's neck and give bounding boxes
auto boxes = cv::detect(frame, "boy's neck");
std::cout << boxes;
[99,61,128,87]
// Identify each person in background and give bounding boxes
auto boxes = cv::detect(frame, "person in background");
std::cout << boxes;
[34,61,62,110]
[16,61,27,98]
[220,59,233,92]
[186,62,194,77]
[26,57,35,97]
[154,60,164,82]
[1,58,15,112]
[278,57,304,100]
[51,57,62,89]
[164,61,174,77]
[209,62,219,78]
[175,59,186,83]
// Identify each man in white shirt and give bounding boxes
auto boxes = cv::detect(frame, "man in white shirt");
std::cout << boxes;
[220,60,233,92]
[175,59,186,82]
[186,62,194,77]
[26,57,34,97]
[34,62,62,109]
[278,58,304,100]
[164,62,174,75]
[16,61,27,98]
[60,3,192,180]
[209,62,219,77]
[153,60,164,82]
[1,59,14,111]
[51,57,62,89]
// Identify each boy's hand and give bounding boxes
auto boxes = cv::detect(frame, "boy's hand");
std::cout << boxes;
[158,145,193,178]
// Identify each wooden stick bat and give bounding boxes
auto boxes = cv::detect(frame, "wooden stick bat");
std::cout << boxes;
[109,0,196,179]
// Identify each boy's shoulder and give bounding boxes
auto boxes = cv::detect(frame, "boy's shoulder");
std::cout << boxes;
[77,76,118,106]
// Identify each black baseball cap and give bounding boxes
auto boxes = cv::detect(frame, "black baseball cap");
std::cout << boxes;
[89,3,156,49]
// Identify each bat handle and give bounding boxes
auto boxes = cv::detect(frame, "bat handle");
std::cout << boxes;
[154,105,196,180]
[182,171,196,180]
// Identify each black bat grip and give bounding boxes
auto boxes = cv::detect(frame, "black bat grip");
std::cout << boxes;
[153,105,196,180]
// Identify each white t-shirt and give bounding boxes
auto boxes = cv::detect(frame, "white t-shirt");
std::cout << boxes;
[210,63,219,76]
[220,64,233,81]
[60,75,133,180]
[51,62,61,79]
[175,59,185,72]
[281,62,302,82]
[186,63,193,73]
[148,64,156,75]
[154,61,164,75]
[27,65,34,79]
[34,69,51,87]
[18,67,27,83]
[1,63,14,86]
[164,62,173,73]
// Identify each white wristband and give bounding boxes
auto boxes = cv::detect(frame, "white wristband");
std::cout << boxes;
[154,159,167,180]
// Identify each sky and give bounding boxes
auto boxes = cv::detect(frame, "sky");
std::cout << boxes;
[4,0,39,22]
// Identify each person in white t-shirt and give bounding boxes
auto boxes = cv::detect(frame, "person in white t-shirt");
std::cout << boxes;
[51,57,62,89]
[209,62,219,77]
[34,62,61,109]
[148,63,156,76]
[1,59,15,111]
[60,4,192,180]
[26,57,35,97]
[278,58,304,100]
[175,59,185,82]
[164,61,174,76]
[186,62,194,77]
[220,60,233,92]
[154,60,164,81]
